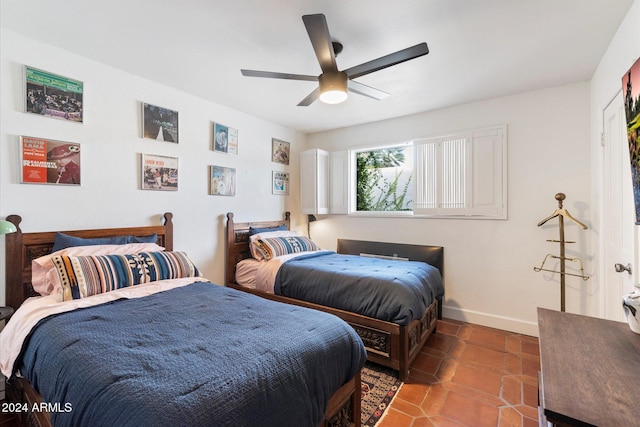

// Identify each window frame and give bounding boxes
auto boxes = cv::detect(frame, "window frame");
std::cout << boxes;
[346,125,507,219]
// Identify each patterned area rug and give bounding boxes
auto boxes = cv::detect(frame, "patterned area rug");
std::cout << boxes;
[360,362,403,426]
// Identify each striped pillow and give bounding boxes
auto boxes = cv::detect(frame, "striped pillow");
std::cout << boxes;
[52,251,200,301]
[256,236,320,260]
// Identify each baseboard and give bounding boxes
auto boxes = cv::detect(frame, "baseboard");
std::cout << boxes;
[443,305,539,337]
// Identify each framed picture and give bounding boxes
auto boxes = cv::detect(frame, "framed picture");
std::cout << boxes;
[24,66,83,122]
[212,122,238,154]
[142,103,179,143]
[21,136,81,185]
[141,153,178,191]
[209,165,236,196]
[272,171,289,195]
[623,57,640,223]
[272,138,290,165]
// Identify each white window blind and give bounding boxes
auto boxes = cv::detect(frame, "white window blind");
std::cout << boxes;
[414,125,506,218]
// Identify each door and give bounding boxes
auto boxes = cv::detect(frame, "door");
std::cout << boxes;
[602,92,636,321]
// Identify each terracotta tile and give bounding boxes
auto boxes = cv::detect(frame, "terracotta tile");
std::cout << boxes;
[386,318,540,427]
[439,318,465,326]
[426,333,455,353]
[522,414,539,427]
[390,396,425,417]
[521,339,539,356]
[504,353,522,375]
[499,406,522,427]
[428,415,467,427]
[521,357,540,378]
[505,335,522,354]
[444,381,506,407]
[421,384,448,415]
[518,374,538,387]
[437,320,461,337]
[446,339,467,359]
[377,408,415,427]
[522,381,538,408]
[458,324,474,340]
[501,375,522,406]
[413,417,436,427]
[412,352,444,375]
[452,364,502,396]
[408,369,440,385]
[396,383,429,406]
[459,343,505,370]
[514,404,539,420]
[468,327,508,351]
[436,358,458,382]
[441,390,500,426]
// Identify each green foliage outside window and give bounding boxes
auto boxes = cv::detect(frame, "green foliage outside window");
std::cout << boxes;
[356,147,412,211]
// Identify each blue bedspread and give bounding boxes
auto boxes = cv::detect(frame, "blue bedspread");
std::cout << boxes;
[275,252,444,325]
[18,281,366,427]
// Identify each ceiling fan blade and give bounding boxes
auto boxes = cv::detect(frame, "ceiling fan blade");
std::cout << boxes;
[302,14,338,74]
[344,42,429,79]
[297,87,320,106]
[347,80,389,100]
[241,69,318,81]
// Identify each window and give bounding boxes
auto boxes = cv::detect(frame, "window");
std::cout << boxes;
[350,125,507,218]
[354,144,413,212]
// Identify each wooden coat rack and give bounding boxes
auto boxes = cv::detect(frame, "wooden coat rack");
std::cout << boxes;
[534,193,590,311]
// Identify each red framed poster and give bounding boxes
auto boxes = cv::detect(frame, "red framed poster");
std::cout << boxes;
[21,136,81,185]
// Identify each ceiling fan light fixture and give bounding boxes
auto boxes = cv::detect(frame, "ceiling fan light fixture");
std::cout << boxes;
[318,71,348,104]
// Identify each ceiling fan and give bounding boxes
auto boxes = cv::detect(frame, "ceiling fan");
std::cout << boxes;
[241,14,429,106]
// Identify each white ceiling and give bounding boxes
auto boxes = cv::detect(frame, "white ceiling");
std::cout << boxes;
[1,0,634,134]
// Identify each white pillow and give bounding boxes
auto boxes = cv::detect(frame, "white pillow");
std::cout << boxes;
[249,230,297,261]
[32,242,165,296]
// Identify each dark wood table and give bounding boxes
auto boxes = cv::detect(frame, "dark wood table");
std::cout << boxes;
[538,307,640,426]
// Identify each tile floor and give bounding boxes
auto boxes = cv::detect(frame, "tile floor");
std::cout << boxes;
[378,318,540,427]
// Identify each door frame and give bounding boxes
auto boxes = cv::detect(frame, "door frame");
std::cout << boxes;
[600,90,636,321]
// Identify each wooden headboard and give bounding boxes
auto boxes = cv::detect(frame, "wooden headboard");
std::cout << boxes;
[5,213,174,311]
[337,239,444,278]
[225,211,290,285]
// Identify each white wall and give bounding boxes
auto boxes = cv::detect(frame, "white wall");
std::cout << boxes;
[590,0,640,316]
[307,82,592,336]
[0,29,306,305]
[2,0,638,339]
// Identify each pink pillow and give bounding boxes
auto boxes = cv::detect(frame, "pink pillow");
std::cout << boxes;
[32,242,165,296]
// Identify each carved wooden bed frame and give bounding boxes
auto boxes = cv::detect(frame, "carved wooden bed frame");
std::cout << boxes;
[226,211,444,381]
[4,213,359,427]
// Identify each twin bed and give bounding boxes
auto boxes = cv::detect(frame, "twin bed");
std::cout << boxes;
[226,212,445,381]
[1,213,365,427]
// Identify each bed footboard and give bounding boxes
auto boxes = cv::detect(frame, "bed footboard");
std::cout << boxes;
[324,372,361,427]
[6,373,359,427]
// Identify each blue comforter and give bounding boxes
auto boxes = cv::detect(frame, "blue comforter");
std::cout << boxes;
[275,251,444,325]
[18,281,366,427]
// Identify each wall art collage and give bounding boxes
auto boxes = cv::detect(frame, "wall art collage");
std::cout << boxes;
[19,64,293,196]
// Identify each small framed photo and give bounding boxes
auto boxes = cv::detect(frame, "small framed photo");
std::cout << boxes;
[272,138,290,165]
[209,165,236,196]
[21,136,81,185]
[141,153,178,191]
[25,66,83,123]
[142,103,179,143]
[213,122,238,154]
[272,171,289,195]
